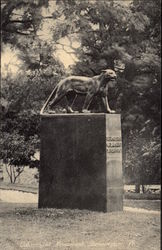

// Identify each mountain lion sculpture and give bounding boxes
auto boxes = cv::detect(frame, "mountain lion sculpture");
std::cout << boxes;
[40,69,117,114]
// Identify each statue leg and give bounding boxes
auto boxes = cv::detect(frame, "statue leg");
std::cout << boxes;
[102,96,115,113]
[82,93,94,113]
[49,91,66,109]
[65,91,77,113]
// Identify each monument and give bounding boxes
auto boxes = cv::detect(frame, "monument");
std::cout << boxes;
[38,69,123,212]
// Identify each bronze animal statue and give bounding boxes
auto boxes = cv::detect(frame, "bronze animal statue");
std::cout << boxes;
[40,69,117,114]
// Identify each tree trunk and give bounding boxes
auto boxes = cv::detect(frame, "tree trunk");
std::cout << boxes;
[142,185,146,193]
[135,184,140,193]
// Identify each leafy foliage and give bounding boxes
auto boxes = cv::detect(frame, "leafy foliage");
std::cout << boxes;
[1,0,160,186]
[53,0,161,185]
[0,131,39,183]
[1,37,65,183]
[1,0,49,47]
[124,131,161,185]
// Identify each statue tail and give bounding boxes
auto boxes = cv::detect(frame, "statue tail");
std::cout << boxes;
[40,85,58,115]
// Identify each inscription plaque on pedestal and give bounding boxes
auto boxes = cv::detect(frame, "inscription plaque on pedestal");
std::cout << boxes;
[39,113,123,212]
[106,115,123,212]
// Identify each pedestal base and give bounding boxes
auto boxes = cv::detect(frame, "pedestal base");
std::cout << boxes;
[39,114,123,212]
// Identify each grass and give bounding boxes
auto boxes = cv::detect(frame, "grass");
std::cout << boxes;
[1,165,160,249]
[0,182,38,194]
[124,199,160,211]
[0,201,160,250]
[124,192,160,200]
[0,181,160,249]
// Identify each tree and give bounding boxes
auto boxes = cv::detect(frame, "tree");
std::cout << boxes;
[0,39,65,183]
[1,1,67,183]
[0,132,39,183]
[52,0,161,188]
[1,0,160,188]
[1,51,65,141]
[1,0,49,47]
[124,129,161,192]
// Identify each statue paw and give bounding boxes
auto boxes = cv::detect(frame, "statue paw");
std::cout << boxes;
[82,109,91,113]
[108,110,116,114]
[66,107,75,113]
[48,110,56,114]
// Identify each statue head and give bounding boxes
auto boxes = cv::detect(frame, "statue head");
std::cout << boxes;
[101,69,117,80]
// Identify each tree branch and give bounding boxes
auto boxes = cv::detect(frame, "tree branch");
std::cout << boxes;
[10,165,13,183]
[6,19,33,24]
[5,164,10,179]
[13,166,16,182]
[2,1,29,28]
[14,166,25,183]
[3,28,35,36]
[57,44,76,52]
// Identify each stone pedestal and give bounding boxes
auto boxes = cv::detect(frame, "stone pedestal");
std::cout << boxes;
[38,114,123,212]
